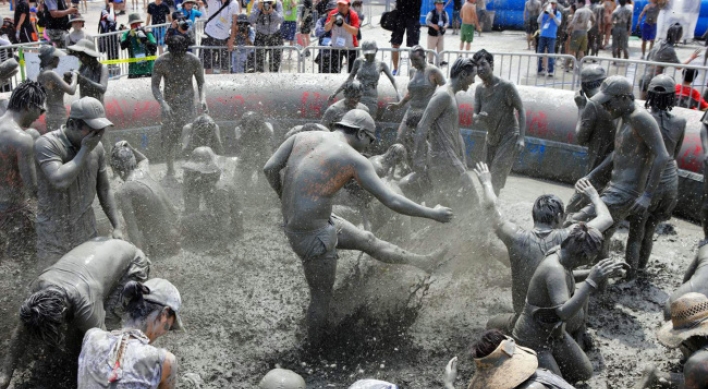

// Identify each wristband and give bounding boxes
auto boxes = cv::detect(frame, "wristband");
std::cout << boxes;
[585,278,598,290]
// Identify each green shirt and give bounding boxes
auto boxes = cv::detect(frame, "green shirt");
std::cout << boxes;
[120,30,157,77]
[283,0,298,22]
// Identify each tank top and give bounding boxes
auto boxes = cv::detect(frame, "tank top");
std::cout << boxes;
[356,61,380,90]
[78,328,166,389]
[407,68,436,110]
[645,4,659,24]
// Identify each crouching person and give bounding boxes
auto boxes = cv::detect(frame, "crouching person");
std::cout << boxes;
[0,238,150,389]
[77,278,183,389]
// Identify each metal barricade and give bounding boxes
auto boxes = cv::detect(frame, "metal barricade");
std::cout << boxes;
[438,50,578,91]
[194,45,303,74]
[579,56,708,103]
[0,41,46,88]
[300,46,438,76]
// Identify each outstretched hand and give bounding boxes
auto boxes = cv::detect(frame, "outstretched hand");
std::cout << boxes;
[588,258,626,285]
[432,204,454,223]
[443,357,458,389]
[473,161,491,184]
[575,177,598,199]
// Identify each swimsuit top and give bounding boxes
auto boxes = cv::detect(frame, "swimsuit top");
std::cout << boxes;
[357,61,381,90]
[407,67,436,110]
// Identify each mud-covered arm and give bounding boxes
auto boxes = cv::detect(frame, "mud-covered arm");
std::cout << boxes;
[683,355,708,389]
[78,64,109,95]
[354,154,451,222]
[194,59,207,110]
[413,92,449,172]
[584,182,613,232]
[263,135,295,199]
[510,84,526,141]
[35,133,94,190]
[151,69,167,108]
[0,324,28,389]
[585,152,613,183]
[96,147,123,238]
[673,123,686,160]
[474,162,519,250]
[574,96,595,146]
[118,190,144,249]
[330,59,360,99]
[159,351,179,389]
[49,71,78,95]
[701,119,708,162]
[211,124,224,155]
[548,266,596,321]
[381,62,399,98]
[633,112,671,206]
[683,254,700,283]
[18,133,37,199]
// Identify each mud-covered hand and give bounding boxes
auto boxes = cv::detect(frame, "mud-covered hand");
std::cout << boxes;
[112,227,124,240]
[328,94,337,103]
[515,137,525,153]
[443,357,458,389]
[160,102,173,119]
[387,101,402,111]
[473,161,491,184]
[473,111,488,125]
[588,258,625,285]
[81,129,104,151]
[575,177,599,199]
[431,204,454,223]
[200,99,208,113]
[574,89,587,109]
[629,193,652,215]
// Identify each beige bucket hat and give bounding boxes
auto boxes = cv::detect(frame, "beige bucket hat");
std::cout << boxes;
[658,293,708,348]
[467,337,538,389]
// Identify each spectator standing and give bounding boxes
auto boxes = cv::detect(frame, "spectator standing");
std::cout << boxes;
[567,0,594,68]
[611,0,631,60]
[459,0,480,51]
[588,0,603,56]
[44,0,77,48]
[639,24,697,98]
[146,0,172,54]
[203,0,240,74]
[120,13,157,79]
[447,0,462,35]
[250,0,284,72]
[676,68,708,110]
[30,6,40,39]
[300,0,313,52]
[232,13,255,73]
[601,0,614,48]
[426,0,448,65]
[166,11,196,46]
[98,4,119,76]
[524,0,541,50]
[14,0,38,42]
[635,0,659,59]
[537,0,561,76]
[64,13,90,47]
[391,0,421,75]
[324,0,360,73]
[314,0,335,72]
[476,0,486,35]
[181,0,203,23]
[281,0,297,56]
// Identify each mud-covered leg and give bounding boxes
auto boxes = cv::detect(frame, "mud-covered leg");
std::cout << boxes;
[626,213,648,278]
[639,213,662,271]
[301,256,337,347]
[552,331,594,384]
[536,349,563,377]
[335,216,447,272]
[488,135,518,196]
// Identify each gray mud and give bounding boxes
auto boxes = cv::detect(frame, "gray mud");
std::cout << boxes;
[0,164,700,388]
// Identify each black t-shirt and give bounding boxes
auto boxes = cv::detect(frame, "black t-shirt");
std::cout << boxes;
[147,2,171,24]
[14,0,34,41]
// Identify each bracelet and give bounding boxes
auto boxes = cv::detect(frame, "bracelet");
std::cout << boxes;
[585,278,598,290]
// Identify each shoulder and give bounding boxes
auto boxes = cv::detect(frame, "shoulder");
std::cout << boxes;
[35,131,60,151]
[684,350,708,377]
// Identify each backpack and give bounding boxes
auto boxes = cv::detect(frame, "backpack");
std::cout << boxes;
[380,9,400,31]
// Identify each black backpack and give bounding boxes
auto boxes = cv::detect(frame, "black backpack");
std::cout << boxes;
[380,9,400,31]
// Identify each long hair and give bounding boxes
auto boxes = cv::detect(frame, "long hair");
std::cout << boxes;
[645,90,675,111]
[20,288,67,349]
[7,80,47,111]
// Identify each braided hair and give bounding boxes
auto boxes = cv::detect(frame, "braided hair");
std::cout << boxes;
[8,80,47,111]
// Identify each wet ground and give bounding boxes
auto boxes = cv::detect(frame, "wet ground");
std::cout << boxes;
[0,161,702,388]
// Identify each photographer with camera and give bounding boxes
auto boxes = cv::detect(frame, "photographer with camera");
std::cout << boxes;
[324,0,360,73]
[120,13,157,78]
[249,0,284,72]
[146,0,172,55]
[166,10,196,48]
[202,0,240,74]
[426,0,448,65]
[232,13,255,73]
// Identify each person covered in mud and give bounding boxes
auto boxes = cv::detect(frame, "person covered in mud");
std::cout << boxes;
[67,39,109,104]
[77,278,182,389]
[569,76,671,278]
[387,45,446,166]
[151,33,207,179]
[328,40,400,118]
[110,141,181,257]
[263,108,453,347]
[636,293,708,389]
[698,106,708,240]
[182,146,243,250]
[235,111,276,173]
[35,97,123,269]
[408,57,479,206]
[473,49,526,196]
[259,368,306,389]
[627,75,685,276]
[370,143,407,179]
[475,162,612,335]
[664,240,708,319]
[0,238,150,389]
[511,222,625,383]
[0,81,45,260]
[284,122,330,139]
[443,329,576,389]
[322,81,370,130]
[565,65,615,214]
[182,113,224,156]
[37,45,78,132]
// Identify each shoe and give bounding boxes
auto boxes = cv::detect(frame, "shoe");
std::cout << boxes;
[640,55,645,60]
[392,69,398,76]
[537,70,546,76]
[547,73,553,78]
[440,61,448,66]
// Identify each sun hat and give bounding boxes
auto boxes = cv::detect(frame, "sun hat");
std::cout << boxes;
[67,38,100,58]
[467,337,539,389]
[143,278,184,331]
[182,146,221,174]
[127,13,144,25]
[335,109,376,136]
[259,369,305,389]
[657,293,708,348]
[69,97,114,130]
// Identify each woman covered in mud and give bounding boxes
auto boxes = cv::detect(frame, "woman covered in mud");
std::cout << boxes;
[511,224,625,384]
[37,45,78,132]
[329,40,401,118]
[387,45,446,166]
[443,329,576,389]
[77,278,183,389]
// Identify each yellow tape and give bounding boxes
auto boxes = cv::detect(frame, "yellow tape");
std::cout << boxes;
[100,56,158,65]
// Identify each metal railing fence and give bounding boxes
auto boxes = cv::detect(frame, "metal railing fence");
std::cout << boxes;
[301,46,439,75]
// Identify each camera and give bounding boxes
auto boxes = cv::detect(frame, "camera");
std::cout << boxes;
[173,12,190,31]
[263,1,271,11]
[334,13,344,26]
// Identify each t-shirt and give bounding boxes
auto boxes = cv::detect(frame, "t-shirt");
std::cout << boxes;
[538,10,561,38]
[611,6,632,27]
[147,2,171,25]
[474,78,522,145]
[676,84,708,110]
[326,9,360,47]
[204,0,241,40]
[525,0,542,20]
[282,0,298,22]
[14,0,35,42]
[182,7,203,23]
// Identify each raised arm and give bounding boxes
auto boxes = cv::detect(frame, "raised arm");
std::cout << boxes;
[413,92,449,172]
[35,131,102,190]
[353,153,453,222]
[577,177,613,232]
[263,134,295,198]
[95,147,123,239]
[474,162,519,255]
[629,112,671,214]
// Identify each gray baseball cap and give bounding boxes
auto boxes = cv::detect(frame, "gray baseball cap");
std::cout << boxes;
[590,76,634,105]
[580,65,606,84]
[143,278,184,331]
[69,97,113,130]
[335,109,376,136]
[648,74,676,94]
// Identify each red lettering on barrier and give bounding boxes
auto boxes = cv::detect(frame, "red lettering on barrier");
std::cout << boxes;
[300,92,325,119]
[459,103,474,127]
[526,110,549,138]
[678,133,703,172]
[104,99,126,128]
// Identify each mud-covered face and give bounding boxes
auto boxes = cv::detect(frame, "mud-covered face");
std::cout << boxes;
[22,101,46,127]
[602,95,633,119]
[364,52,376,62]
[410,51,426,70]
[344,94,361,108]
[476,58,492,78]
[460,67,477,91]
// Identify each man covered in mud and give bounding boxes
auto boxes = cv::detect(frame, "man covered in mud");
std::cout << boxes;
[637,292,708,389]
[321,81,369,130]
[473,49,526,196]
[569,76,671,278]
[0,81,45,260]
[0,238,150,389]
[35,97,123,269]
[263,108,453,347]
[235,111,276,174]
[110,141,181,257]
[512,224,625,384]
[182,146,242,250]
[627,75,685,276]
[475,162,612,336]
[182,113,224,156]
[566,65,615,214]
[410,57,479,205]
[151,33,207,179]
